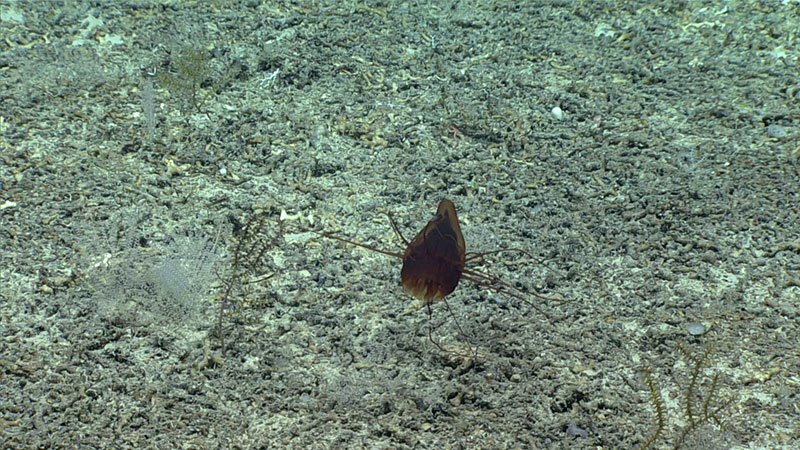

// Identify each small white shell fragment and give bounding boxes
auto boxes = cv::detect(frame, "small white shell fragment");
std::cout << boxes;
[551,106,564,120]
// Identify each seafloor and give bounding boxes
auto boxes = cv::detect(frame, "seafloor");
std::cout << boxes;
[1,1,799,448]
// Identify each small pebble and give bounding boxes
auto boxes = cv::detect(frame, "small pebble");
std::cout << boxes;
[687,321,706,336]
[766,124,788,139]
[551,106,564,120]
